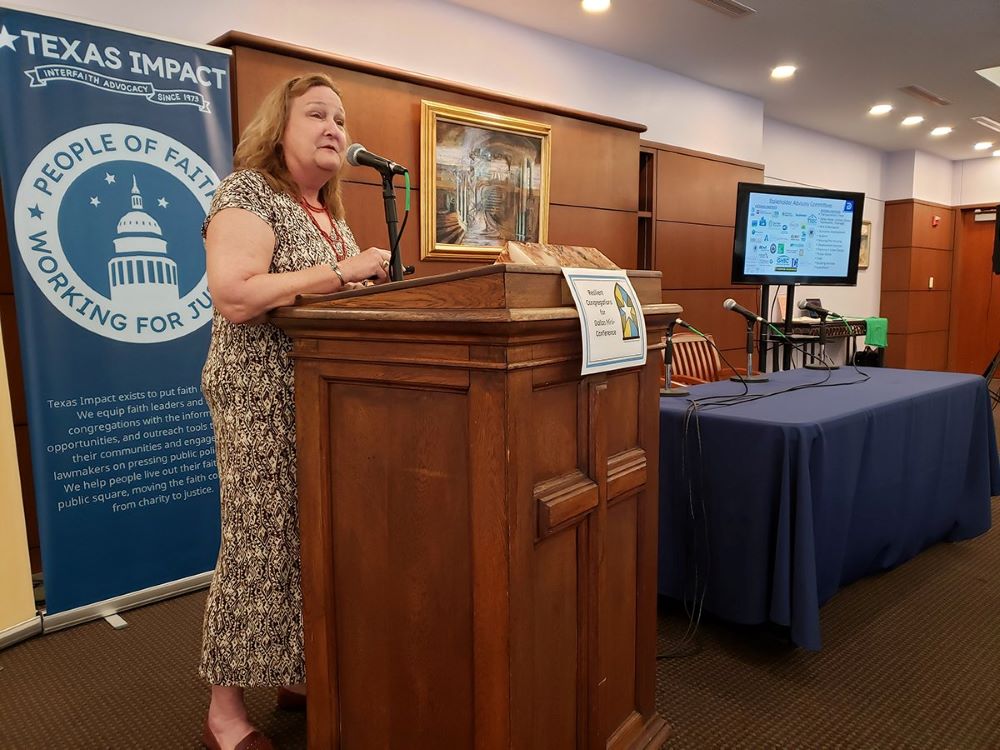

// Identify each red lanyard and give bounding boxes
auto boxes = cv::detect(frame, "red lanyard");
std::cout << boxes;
[300,198,347,262]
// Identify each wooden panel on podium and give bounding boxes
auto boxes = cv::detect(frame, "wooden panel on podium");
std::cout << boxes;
[272,264,676,749]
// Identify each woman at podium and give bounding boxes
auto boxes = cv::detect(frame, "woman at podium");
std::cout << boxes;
[197,74,391,750]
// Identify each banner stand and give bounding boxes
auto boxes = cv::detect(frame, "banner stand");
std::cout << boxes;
[41,569,212,633]
[0,617,42,650]
[0,8,231,619]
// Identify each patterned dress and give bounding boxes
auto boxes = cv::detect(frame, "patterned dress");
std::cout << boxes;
[198,169,359,686]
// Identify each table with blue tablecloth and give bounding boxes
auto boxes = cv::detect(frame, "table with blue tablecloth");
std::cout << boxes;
[657,367,1000,649]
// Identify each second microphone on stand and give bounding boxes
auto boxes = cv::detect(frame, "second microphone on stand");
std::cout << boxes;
[722,298,769,383]
[798,299,839,370]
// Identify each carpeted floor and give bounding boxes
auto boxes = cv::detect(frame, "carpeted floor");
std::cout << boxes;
[1,506,998,749]
[656,498,1000,748]
[3,342,998,750]
[0,590,305,750]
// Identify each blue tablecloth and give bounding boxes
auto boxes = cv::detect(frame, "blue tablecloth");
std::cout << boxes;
[657,367,1000,649]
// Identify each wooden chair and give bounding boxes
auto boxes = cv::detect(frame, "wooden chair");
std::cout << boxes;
[664,332,749,386]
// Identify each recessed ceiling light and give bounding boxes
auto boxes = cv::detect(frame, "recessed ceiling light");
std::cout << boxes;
[771,65,796,80]
[901,115,924,126]
[930,126,953,137]
[581,0,611,12]
[974,141,994,150]
[993,149,1000,157]
[869,104,893,116]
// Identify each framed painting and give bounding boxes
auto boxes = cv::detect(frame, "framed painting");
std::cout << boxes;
[421,100,551,261]
[858,220,871,270]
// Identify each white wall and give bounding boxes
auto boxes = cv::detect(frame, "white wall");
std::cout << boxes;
[883,151,918,202]
[884,150,960,206]
[911,151,955,205]
[953,157,1000,206]
[761,118,885,319]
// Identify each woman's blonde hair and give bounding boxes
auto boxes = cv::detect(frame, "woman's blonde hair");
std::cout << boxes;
[233,74,346,220]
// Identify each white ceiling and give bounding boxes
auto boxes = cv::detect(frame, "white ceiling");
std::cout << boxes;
[444,0,1000,162]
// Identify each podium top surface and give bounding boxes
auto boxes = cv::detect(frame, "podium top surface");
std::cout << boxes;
[272,264,679,324]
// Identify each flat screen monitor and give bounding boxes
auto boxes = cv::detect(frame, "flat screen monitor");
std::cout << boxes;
[731,182,864,286]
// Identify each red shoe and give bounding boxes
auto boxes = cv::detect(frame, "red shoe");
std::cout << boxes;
[276,686,307,711]
[202,720,275,750]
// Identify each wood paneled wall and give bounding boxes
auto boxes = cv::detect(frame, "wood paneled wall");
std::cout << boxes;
[219,33,646,274]
[640,142,764,369]
[948,209,1000,374]
[880,200,955,370]
[0,188,40,572]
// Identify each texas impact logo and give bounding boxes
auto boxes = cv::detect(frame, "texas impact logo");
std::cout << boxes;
[14,124,218,343]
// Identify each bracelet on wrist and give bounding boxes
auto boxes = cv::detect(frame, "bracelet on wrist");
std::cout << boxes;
[329,262,346,286]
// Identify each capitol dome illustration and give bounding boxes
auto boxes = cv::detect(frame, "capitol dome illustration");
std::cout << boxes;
[108,176,179,307]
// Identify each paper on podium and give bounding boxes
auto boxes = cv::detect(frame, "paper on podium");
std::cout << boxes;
[495,241,619,269]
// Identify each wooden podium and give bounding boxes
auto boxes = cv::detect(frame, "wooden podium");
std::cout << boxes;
[272,265,677,749]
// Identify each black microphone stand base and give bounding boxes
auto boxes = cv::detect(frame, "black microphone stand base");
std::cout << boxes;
[804,362,840,370]
[660,385,691,397]
[731,373,770,383]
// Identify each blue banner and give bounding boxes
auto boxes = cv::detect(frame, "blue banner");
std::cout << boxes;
[0,8,231,614]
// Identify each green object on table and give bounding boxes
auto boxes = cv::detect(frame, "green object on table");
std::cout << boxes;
[865,317,888,347]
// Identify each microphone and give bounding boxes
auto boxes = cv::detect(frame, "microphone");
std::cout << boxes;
[723,300,771,383]
[723,298,764,323]
[799,297,840,370]
[346,143,407,176]
[669,317,693,332]
[798,299,833,317]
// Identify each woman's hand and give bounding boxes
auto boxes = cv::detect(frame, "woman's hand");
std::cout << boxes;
[338,247,392,284]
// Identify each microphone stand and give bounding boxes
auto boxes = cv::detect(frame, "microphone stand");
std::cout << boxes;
[804,311,839,369]
[380,172,405,282]
[732,319,769,383]
[661,325,690,397]
[782,286,795,371]
[759,283,771,373]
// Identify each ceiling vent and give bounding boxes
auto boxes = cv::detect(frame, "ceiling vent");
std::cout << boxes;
[899,85,951,106]
[691,0,757,18]
[971,115,1000,133]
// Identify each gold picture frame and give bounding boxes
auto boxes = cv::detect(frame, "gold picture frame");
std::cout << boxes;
[858,220,871,270]
[420,100,551,261]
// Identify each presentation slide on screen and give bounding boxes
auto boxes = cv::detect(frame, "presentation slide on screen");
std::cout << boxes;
[742,192,855,277]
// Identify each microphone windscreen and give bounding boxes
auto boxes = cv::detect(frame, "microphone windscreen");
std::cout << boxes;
[722,298,736,310]
[797,299,809,310]
[346,143,365,167]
